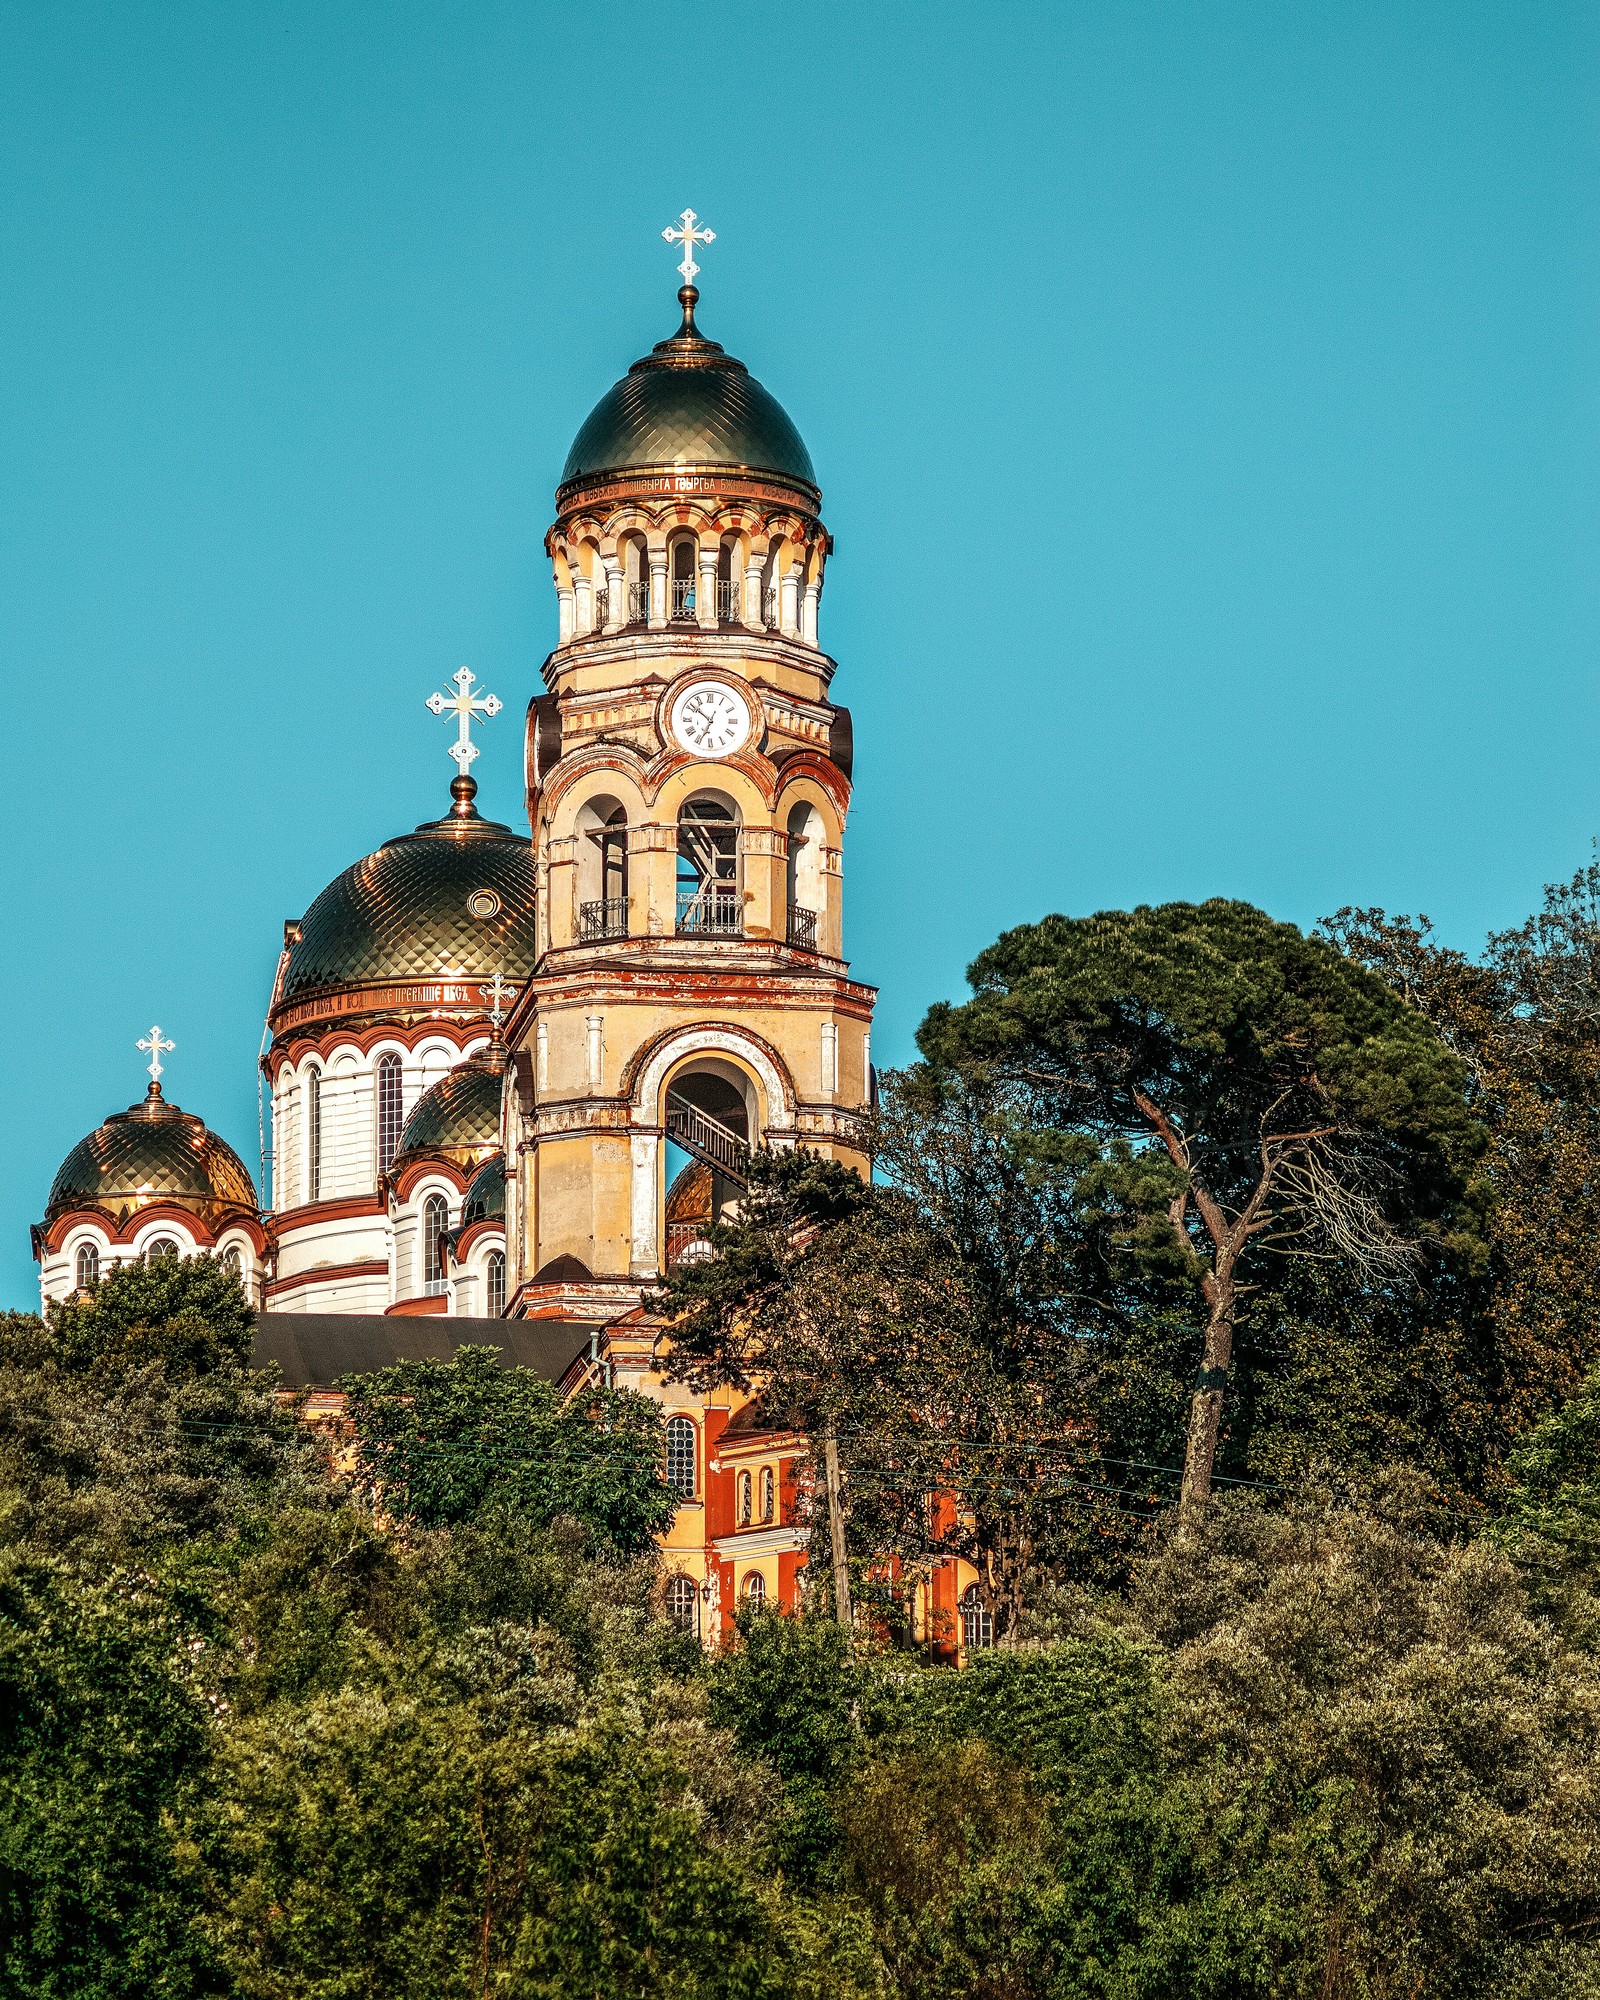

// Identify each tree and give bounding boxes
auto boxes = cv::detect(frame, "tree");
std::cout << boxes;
[340,1345,676,1553]
[918,900,1486,1512]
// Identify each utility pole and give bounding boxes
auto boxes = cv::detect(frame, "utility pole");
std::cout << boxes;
[823,1426,852,1637]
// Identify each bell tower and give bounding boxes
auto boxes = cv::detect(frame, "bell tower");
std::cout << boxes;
[502,232,874,1319]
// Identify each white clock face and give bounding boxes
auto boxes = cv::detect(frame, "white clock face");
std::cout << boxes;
[670,681,751,757]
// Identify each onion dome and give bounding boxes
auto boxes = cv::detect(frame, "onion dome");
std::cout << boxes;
[274,778,537,1021]
[392,1044,505,1174]
[44,1082,258,1228]
[461,1155,505,1229]
[558,286,817,510]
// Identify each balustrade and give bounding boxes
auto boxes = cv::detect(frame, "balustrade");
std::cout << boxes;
[579,897,629,942]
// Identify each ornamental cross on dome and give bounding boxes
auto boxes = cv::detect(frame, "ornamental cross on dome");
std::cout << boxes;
[137,1026,174,1084]
[426,667,503,776]
[482,971,514,1031]
[662,208,715,285]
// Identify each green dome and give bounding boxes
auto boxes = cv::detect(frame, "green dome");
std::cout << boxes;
[45,1086,258,1226]
[394,1049,504,1168]
[462,1155,505,1229]
[560,291,816,498]
[278,791,537,1009]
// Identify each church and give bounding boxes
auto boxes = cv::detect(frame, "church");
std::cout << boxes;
[30,218,973,1651]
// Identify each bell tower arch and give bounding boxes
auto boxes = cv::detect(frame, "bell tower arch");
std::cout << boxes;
[501,269,875,1320]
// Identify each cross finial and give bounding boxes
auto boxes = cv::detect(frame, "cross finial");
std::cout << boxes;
[482,971,515,1032]
[426,667,503,777]
[663,208,715,286]
[137,1025,174,1087]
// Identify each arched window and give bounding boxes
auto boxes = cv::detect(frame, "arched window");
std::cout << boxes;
[666,1416,697,1498]
[376,1053,404,1174]
[577,798,629,941]
[676,798,740,936]
[743,1571,766,1608]
[760,1465,776,1524]
[305,1064,322,1202]
[960,1583,993,1652]
[665,1575,699,1635]
[486,1250,506,1317]
[785,801,824,951]
[670,535,697,619]
[422,1193,449,1294]
[737,1470,753,1526]
[74,1242,99,1291]
[221,1245,244,1297]
[146,1237,180,1260]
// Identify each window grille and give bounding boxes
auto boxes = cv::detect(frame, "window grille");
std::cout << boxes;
[74,1242,99,1290]
[744,1571,766,1607]
[737,1470,752,1526]
[960,1583,993,1652]
[486,1251,506,1318]
[422,1193,449,1295]
[666,1416,697,1498]
[665,1575,699,1635]
[761,1466,775,1524]
[306,1065,322,1201]
[376,1054,404,1173]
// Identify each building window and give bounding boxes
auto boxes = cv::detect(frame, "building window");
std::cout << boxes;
[665,1575,699,1635]
[666,1416,697,1499]
[422,1193,449,1294]
[960,1583,993,1652]
[760,1465,775,1524]
[486,1250,506,1317]
[744,1571,766,1608]
[221,1244,244,1294]
[737,1470,753,1526]
[306,1065,322,1201]
[146,1237,180,1260]
[376,1053,404,1174]
[74,1242,99,1290]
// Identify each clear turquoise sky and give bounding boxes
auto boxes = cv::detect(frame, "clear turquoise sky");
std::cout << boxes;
[1,1,1595,1308]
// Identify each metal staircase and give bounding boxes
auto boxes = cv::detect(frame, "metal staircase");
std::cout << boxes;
[665,1093,751,1188]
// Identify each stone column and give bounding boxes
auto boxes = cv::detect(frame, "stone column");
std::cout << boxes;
[802,578,820,647]
[697,541,719,629]
[586,1014,604,1090]
[743,555,764,627]
[649,551,669,630]
[603,559,625,634]
[630,1132,660,1276]
[574,574,594,636]
[557,584,575,645]
[780,565,800,638]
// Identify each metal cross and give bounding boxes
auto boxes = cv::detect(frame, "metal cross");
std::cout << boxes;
[482,971,515,1031]
[137,1025,174,1084]
[662,208,715,286]
[426,667,502,776]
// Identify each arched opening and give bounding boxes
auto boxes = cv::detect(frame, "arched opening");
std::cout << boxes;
[761,1465,776,1523]
[670,535,698,620]
[786,801,825,951]
[376,1052,404,1175]
[621,533,650,624]
[743,1571,766,1608]
[666,1414,697,1498]
[576,794,629,941]
[74,1242,99,1291]
[676,795,740,937]
[422,1193,449,1295]
[737,1470,753,1526]
[716,536,739,624]
[663,1057,755,1267]
[146,1237,180,1260]
[485,1250,506,1317]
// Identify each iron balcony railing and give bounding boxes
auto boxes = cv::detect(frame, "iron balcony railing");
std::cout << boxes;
[670,576,697,618]
[665,1093,751,1185]
[627,583,650,623]
[666,1221,715,1267]
[716,578,740,622]
[579,897,628,942]
[787,905,818,951]
[676,891,743,937]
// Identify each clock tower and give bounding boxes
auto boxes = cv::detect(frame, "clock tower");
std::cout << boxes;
[501,244,875,1321]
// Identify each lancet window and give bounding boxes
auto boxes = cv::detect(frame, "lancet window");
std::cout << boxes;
[74,1242,99,1290]
[960,1583,993,1652]
[376,1053,404,1174]
[761,1465,776,1523]
[737,1470,753,1525]
[422,1193,448,1295]
[306,1065,322,1202]
[486,1250,506,1318]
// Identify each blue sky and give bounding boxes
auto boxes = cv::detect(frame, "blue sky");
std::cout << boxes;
[1,0,1595,1308]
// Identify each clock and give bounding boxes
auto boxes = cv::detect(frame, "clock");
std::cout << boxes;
[669,680,752,757]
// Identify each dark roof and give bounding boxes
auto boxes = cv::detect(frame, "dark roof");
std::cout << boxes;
[560,292,816,499]
[253,1313,594,1390]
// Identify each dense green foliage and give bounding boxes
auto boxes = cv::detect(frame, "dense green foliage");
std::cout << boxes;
[14,868,1600,1994]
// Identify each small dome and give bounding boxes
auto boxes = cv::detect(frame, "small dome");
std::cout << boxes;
[462,1155,505,1229]
[278,786,537,1011]
[45,1085,258,1227]
[393,1048,504,1170]
[560,290,816,500]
